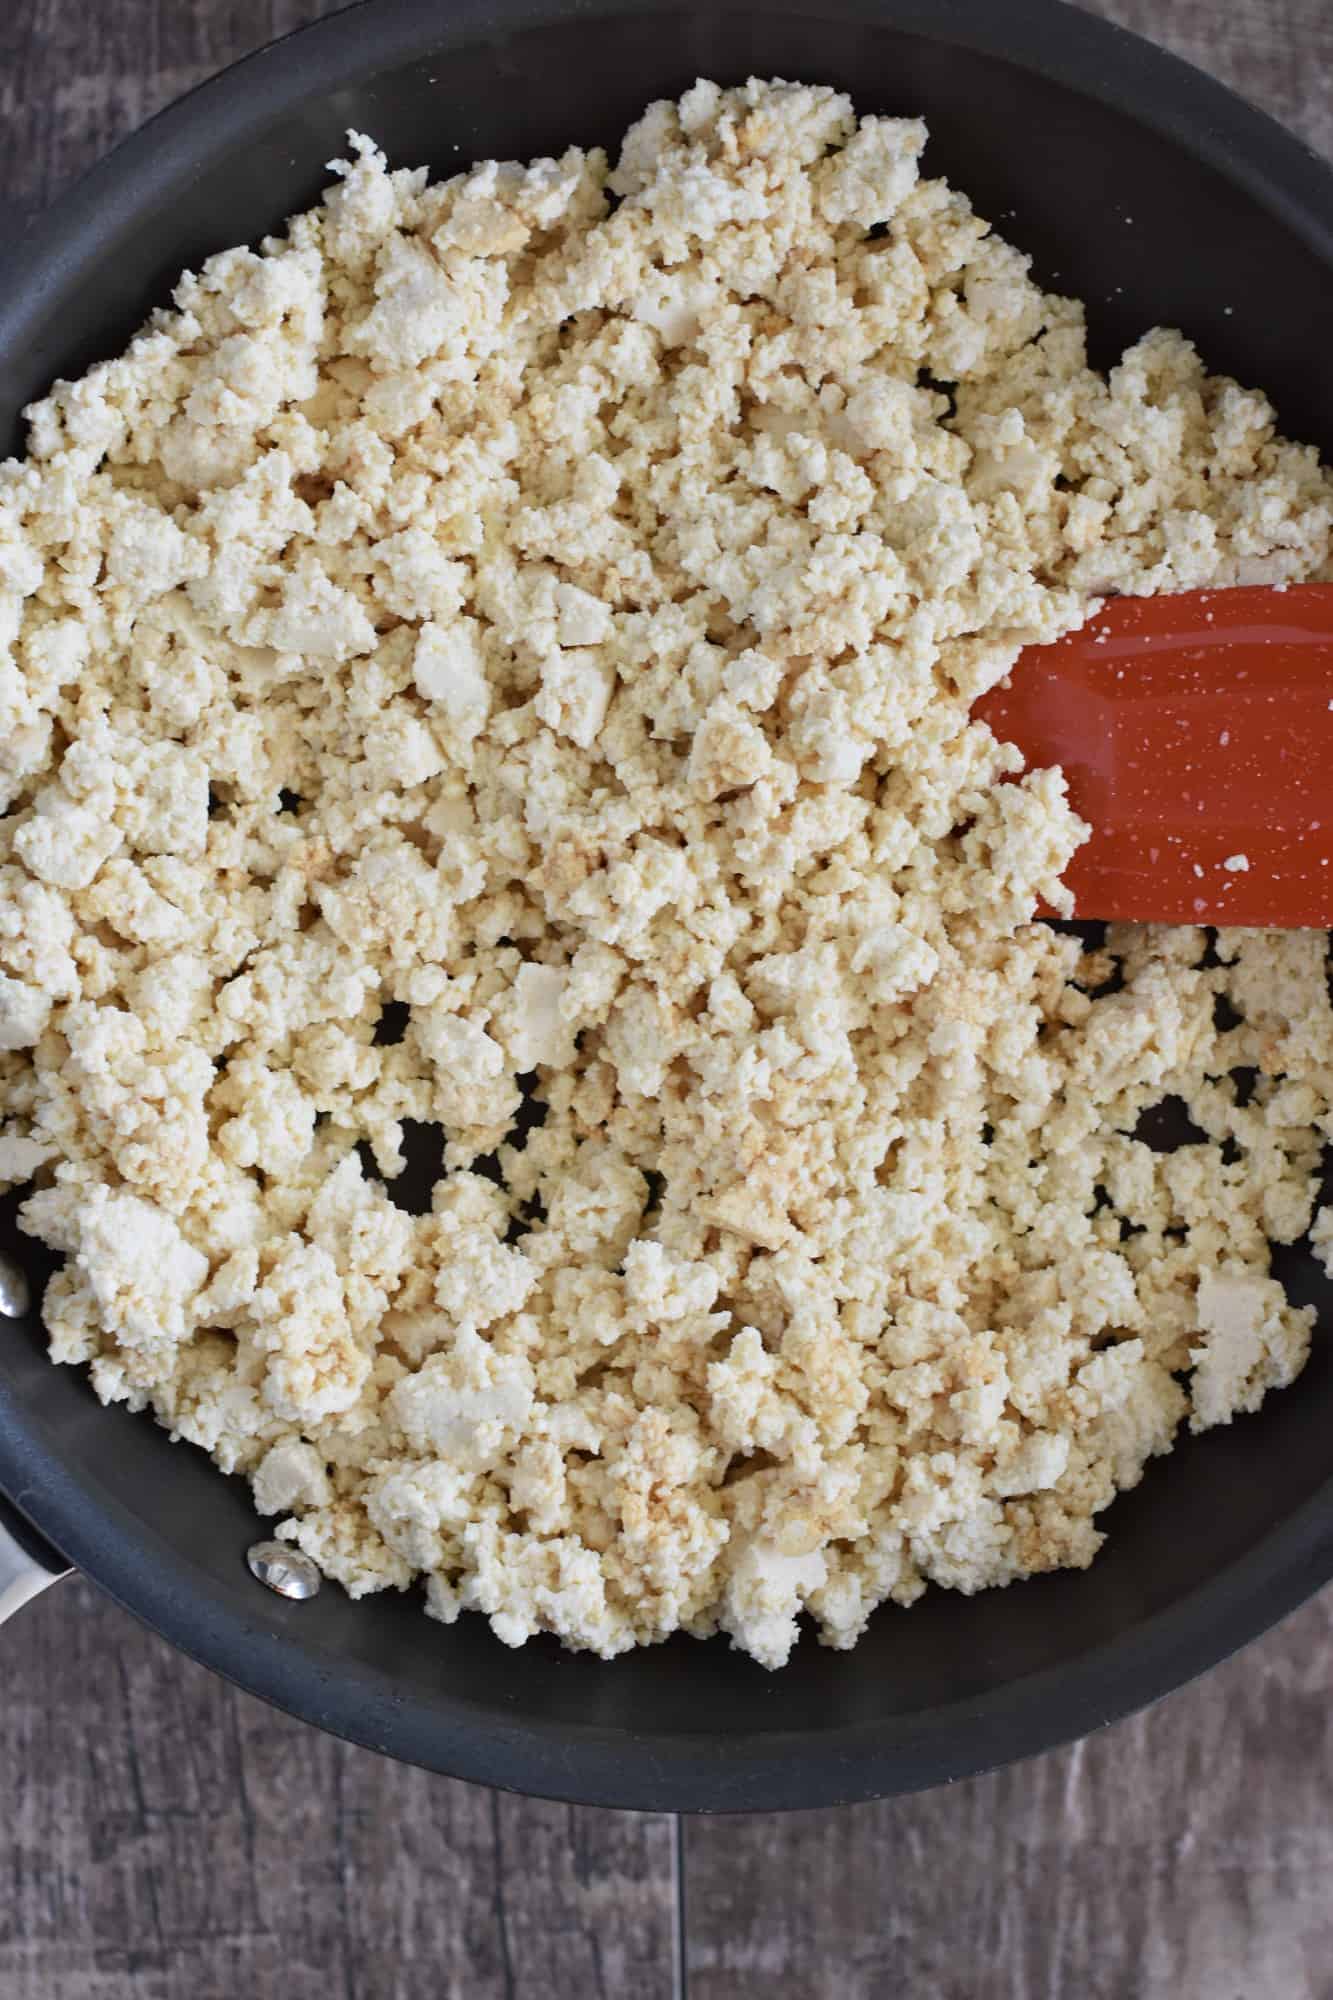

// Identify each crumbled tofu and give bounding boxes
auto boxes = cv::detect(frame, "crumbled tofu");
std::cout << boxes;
[1189,1272,1310,1431]
[413,619,491,736]
[493,963,576,1071]
[0,974,51,1051]
[253,1437,333,1515]
[5,81,1332,1670]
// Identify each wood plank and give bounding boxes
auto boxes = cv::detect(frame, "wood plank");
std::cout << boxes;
[0,0,348,231]
[1,1578,677,2000]
[685,1594,1333,2000]
[1078,0,1333,159]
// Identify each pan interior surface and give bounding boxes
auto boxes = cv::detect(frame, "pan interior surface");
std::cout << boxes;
[1,0,1331,1810]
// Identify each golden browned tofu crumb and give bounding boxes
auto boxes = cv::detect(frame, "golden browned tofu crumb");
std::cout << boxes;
[3,81,1332,1665]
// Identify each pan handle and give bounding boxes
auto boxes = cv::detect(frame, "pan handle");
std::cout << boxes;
[0,1494,72,1626]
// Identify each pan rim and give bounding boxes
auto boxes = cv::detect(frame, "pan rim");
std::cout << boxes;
[1,0,1331,1811]
[4,1403,1332,1811]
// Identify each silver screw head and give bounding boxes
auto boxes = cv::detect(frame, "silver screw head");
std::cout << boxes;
[246,1539,321,1600]
[0,1253,31,1319]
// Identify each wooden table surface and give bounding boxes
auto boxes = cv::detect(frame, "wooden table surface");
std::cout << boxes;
[3,3,1332,1995]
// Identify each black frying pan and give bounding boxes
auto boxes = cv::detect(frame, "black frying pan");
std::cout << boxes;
[1,0,1331,1813]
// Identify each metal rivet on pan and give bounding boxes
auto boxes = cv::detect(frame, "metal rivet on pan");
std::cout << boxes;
[0,1253,31,1319]
[246,1540,322,1600]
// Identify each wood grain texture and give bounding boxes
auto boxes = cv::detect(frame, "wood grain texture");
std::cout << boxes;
[1079,0,1333,160]
[0,1,347,232]
[1,1578,677,2000]
[685,1591,1333,2000]
[2,2,1331,1997]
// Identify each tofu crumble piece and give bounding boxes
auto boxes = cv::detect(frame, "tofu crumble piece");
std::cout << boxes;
[2,80,1332,1668]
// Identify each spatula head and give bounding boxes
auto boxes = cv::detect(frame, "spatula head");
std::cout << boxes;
[975,583,1333,927]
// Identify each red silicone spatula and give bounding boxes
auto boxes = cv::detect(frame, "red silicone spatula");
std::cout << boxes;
[974,584,1333,927]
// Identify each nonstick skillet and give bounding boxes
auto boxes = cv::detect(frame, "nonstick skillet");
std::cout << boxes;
[1,0,1331,1811]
